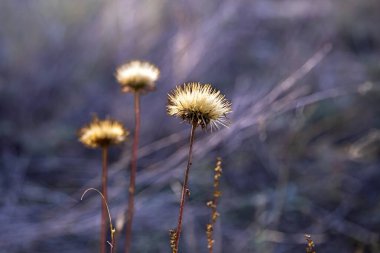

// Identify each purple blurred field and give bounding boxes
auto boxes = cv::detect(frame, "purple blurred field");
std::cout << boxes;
[0,1,379,252]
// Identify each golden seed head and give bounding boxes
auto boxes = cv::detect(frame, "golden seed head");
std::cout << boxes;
[167,82,232,129]
[115,61,159,93]
[78,117,129,148]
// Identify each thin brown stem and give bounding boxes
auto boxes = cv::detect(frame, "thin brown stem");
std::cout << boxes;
[174,123,197,252]
[101,147,108,253]
[125,92,140,253]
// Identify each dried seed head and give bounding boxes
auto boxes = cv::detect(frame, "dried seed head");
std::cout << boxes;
[78,117,129,148]
[167,82,232,129]
[115,61,159,93]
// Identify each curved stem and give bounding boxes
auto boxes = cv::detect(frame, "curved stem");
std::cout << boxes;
[101,147,108,253]
[174,123,197,252]
[81,187,116,253]
[125,92,140,253]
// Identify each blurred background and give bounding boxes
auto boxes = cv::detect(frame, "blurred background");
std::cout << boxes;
[0,0,379,252]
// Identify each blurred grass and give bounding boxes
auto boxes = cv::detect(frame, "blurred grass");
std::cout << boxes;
[0,0,379,253]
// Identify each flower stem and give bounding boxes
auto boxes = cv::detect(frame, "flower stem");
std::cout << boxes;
[174,123,197,252]
[101,147,108,253]
[125,92,140,253]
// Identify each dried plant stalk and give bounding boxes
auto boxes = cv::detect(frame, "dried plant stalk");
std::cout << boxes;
[167,82,231,253]
[116,61,159,253]
[305,234,316,253]
[100,147,108,253]
[206,158,222,253]
[78,117,127,253]
[125,92,141,253]
[172,123,197,252]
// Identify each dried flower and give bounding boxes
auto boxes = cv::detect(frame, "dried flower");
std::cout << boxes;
[167,82,232,129]
[79,117,129,148]
[115,61,159,93]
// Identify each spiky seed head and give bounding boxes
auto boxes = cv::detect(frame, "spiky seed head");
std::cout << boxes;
[167,82,232,129]
[78,117,129,148]
[115,61,159,93]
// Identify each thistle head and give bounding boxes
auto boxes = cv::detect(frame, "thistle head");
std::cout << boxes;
[115,61,159,93]
[78,117,129,148]
[167,82,232,129]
